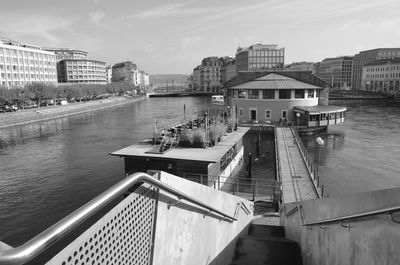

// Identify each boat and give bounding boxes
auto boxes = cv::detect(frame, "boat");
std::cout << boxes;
[211,95,224,105]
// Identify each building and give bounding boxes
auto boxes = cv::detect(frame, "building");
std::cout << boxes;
[43,48,88,62]
[106,66,112,84]
[225,71,346,129]
[286,62,316,74]
[235,44,285,72]
[317,56,353,90]
[200,57,222,92]
[139,71,150,90]
[57,59,107,84]
[352,48,400,90]
[112,61,140,86]
[0,37,57,88]
[220,57,236,84]
[192,65,202,91]
[362,58,400,95]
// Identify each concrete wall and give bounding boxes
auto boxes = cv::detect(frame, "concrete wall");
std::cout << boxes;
[153,171,254,265]
[280,187,400,265]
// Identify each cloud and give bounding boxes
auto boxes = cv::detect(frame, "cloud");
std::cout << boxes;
[89,10,105,24]
[0,12,78,45]
[180,35,202,52]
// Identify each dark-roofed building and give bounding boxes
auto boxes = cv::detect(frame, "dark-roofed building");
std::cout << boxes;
[362,58,400,95]
[112,61,139,85]
[226,71,330,123]
[317,56,353,90]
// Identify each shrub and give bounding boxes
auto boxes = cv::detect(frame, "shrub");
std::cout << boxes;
[209,124,221,145]
[192,128,205,147]
[179,131,193,147]
[227,117,237,132]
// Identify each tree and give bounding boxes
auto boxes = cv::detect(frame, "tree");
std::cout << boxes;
[25,82,54,107]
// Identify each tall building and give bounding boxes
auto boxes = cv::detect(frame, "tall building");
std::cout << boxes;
[352,48,400,90]
[362,58,400,94]
[139,71,149,89]
[200,57,222,92]
[220,57,236,84]
[0,37,57,87]
[106,66,112,84]
[286,62,316,74]
[112,61,140,86]
[317,56,353,89]
[192,65,202,91]
[58,59,106,84]
[43,48,88,62]
[235,44,285,72]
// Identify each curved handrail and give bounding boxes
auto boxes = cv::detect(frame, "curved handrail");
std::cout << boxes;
[0,172,237,265]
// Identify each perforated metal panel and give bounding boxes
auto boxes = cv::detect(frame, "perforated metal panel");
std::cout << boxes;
[46,185,157,265]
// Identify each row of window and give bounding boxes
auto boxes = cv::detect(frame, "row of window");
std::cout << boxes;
[366,65,400,72]
[232,89,316,99]
[238,108,283,119]
[0,72,56,79]
[248,50,284,57]
[64,61,105,66]
[0,56,55,65]
[365,72,400,79]
[0,48,55,60]
[67,75,107,80]
[0,65,55,72]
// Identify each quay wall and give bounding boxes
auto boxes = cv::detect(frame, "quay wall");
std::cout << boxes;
[153,171,254,265]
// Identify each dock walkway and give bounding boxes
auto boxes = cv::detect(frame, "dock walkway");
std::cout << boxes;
[275,127,318,204]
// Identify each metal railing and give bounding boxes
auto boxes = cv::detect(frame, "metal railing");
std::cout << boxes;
[0,172,237,265]
[302,205,400,227]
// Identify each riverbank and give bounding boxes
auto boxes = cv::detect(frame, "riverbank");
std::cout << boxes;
[0,96,146,129]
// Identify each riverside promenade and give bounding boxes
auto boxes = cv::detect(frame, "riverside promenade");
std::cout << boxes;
[0,96,145,129]
[275,127,319,204]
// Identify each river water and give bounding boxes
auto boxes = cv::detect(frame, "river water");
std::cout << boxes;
[0,98,399,246]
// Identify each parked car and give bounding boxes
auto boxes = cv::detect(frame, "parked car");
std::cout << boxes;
[11,105,18,111]
[0,106,5,113]
[4,105,13,112]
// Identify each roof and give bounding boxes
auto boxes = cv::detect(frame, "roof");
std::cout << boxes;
[228,73,323,90]
[293,105,347,115]
[111,127,250,163]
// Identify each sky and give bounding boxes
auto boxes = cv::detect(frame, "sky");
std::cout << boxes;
[1,0,400,74]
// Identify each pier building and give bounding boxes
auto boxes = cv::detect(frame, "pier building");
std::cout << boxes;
[352,48,400,90]
[0,37,57,87]
[57,59,107,84]
[362,58,400,95]
[235,44,285,72]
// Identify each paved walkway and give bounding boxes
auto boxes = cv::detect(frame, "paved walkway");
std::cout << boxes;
[276,127,318,204]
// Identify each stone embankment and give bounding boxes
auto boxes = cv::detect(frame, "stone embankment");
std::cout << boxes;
[0,96,145,129]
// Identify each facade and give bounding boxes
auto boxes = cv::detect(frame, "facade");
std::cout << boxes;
[220,57,236,84]
[200,57,222,92]
[226,72,325,123]
[362,58,400,95]
[57,59,107,84]
[235,44,285,72]
[317,57,353,89]
[112,61,140,86]
[352,48,400,90]
[106,66,112,83]
[0,37,57,87]
[192,65,202,91]
[286,62,316,74]
[43,48,88,62]
[139,71,150,89]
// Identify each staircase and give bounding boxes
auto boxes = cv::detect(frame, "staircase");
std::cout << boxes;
[231,223,302,265]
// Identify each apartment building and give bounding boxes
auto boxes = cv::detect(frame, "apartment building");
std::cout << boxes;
[57,59,107,84]
[235,44,285,72]
[0,37,57,87]
[317,56,353,89]
[112,61,140,86]
[362,58,400,95]
[200,57,222,92]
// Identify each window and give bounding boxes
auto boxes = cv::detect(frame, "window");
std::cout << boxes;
[279,90,291,99]
[308,89,314,98]
[263,90,275,99]
[295,89,305,98]
[239,108,243,117]
[265,109,271,119]
[282,110,287,119]
[248,89,259,99]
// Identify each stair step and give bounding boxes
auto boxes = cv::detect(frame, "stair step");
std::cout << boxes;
[248,224,285,238]
[232,236,302,265]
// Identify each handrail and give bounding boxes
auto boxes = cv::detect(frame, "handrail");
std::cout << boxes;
[0,172,237,265]
[302,205,400,226]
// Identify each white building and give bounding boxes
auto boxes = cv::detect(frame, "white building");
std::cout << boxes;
[0,37,57,88]
[139,71,149,88]
[106,66,112,84]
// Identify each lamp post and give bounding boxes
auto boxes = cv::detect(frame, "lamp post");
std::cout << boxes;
[296,112,300,129]
[316,137,324,187]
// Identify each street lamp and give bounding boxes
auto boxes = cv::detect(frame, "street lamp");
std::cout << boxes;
[296,112,300,129]
[316,137,324,187]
